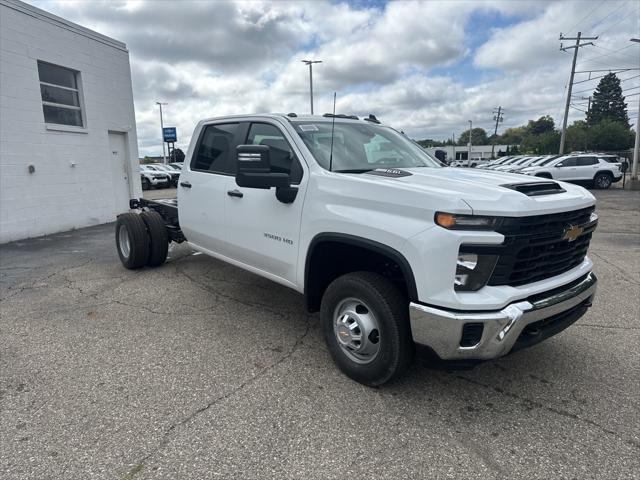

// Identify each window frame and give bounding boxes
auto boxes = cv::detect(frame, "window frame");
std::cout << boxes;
[241,121,304,185]
[37,61,86,128]
[556,157,578,167]
[189,122,244,175]
[577,156,598,166]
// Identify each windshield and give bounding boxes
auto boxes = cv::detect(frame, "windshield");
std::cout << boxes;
[292,121,441,172]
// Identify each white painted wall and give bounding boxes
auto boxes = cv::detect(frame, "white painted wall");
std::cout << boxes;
[0,0,141,243]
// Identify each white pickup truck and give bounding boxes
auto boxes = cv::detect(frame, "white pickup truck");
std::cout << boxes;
[116,114,598,386]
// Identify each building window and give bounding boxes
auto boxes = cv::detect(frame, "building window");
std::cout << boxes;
[37,61,84,127]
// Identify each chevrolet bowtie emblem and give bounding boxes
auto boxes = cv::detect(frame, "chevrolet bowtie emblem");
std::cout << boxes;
[562,224,583,242]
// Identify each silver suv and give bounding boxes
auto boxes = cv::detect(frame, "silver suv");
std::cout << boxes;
[521,154,622,189]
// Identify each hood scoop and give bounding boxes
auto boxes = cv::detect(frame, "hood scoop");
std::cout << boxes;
[366,168,413,178]
[501,181,566,197]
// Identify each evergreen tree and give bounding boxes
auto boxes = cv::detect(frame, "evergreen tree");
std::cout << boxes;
[587,73,629,127]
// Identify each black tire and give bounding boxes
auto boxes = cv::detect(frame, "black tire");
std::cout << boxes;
[141,177,150,190]
[593,172,612,189]
[140,210,169,267]
[115,213,149,269]
[320,272,414,386]
[535,172,552,179]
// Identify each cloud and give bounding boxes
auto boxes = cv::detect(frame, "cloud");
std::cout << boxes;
[32,0,640,154]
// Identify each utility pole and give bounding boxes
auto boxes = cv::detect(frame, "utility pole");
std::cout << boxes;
[630,39,640,182]
[559,32,597,155]
[155,101,168,164]
[302,60,322,115]
[451,132,456,164]
[581,95,592,151]
[467,120,472,167]
[491,106,503,158]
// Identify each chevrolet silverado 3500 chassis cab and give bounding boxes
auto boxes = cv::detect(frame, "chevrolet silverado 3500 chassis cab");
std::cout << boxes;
[116,114,598,386]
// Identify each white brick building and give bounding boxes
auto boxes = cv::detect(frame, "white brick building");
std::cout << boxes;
[0,0,141,243]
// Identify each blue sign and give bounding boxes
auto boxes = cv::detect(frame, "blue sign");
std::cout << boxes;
[163,127,177,142]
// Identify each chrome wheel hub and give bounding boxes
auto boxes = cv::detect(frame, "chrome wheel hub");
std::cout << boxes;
[333,298,381,364]
[118,225,130,258]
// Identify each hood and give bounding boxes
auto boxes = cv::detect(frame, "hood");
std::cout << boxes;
[366,167,595,216]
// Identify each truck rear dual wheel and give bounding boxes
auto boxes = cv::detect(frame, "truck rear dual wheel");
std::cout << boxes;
[321,272,414,386]
[141,211,169,266]
[115,211,168,269]
[116,213,150,269]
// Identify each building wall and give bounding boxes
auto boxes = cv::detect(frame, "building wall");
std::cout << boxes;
[0,0,141,243]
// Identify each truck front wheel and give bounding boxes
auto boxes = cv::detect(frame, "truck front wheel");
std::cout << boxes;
[320,272,414,386]
[116,213,150,269]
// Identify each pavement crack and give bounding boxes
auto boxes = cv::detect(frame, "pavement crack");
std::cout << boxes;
[575,323,640,331]
[174,265,299,318]
[589,252,640,286]
[124,314,312,478]
[455,374,640,450]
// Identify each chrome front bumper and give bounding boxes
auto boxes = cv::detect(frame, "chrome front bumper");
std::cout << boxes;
[409,273,597,360]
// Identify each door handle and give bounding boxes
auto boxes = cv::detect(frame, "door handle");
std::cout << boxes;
[180,181,192,188]
[227,189,243,198]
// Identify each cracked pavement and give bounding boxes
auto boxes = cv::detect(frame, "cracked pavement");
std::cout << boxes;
[1,186,638,479]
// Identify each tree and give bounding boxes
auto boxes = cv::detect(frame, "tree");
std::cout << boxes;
[457,128,488,146]
[588,120,634,151]
[521,130,560,154]
[587,73,629,127]
[170,148,185,163]
[526,116,555,135]
[499,126,526,145]
[565,121,588,152]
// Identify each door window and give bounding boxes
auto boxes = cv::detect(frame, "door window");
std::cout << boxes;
[556,157,577,167]
[191,123,239,173]
[577,157,597,166]
[245,123,303,183]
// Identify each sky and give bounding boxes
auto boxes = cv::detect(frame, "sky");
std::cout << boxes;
[30,0,640,156]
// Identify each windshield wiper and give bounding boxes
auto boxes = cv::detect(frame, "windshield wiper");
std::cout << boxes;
[333,169,374,173]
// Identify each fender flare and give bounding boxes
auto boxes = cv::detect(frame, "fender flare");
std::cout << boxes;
[304,233,419,308]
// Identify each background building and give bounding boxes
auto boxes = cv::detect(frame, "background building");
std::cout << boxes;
[0,0,140,243]
[424,145,513,163]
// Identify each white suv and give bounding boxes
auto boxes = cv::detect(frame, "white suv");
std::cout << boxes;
[522,154,622,189]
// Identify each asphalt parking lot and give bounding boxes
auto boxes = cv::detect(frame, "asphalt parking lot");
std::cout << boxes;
[1,186,639,479]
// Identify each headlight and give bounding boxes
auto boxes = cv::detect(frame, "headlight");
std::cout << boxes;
[455,253,498,291]
[435,212,502,230]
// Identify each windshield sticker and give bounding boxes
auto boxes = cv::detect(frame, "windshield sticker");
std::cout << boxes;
[299,124,319,132]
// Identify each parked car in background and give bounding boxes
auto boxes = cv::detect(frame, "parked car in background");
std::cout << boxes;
[140,165,171,190]
[149,164,180,186]
[169,163,183,170]
[477,156,514,169]
[485,156,523,170]
[522,153,622,189]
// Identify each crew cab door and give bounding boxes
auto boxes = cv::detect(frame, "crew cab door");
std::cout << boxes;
[178,122,242,254]
[224,121,307,285]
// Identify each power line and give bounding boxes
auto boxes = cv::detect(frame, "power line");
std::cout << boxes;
[597,3,638,36]
[591,0,632,32]
[564,0,607,33]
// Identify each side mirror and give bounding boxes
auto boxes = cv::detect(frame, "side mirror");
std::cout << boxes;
[555,163,562,167]
[235,145,290,189]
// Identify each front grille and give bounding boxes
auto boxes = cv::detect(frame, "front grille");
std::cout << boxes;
[488,207,596,287]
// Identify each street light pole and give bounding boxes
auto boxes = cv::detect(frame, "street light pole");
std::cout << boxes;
[630,39,640,181]
[155,101,168,164]
[467,120,472,167]
[302,60,322,115]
